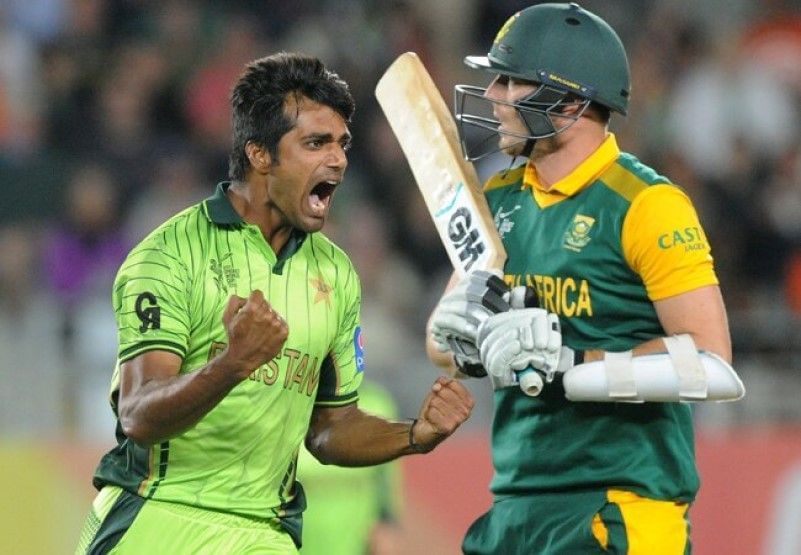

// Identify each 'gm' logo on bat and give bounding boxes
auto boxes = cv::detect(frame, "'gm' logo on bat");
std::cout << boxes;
[448,207,485,272]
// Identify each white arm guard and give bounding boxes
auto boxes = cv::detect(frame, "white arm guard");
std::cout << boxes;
[563,334,745,403]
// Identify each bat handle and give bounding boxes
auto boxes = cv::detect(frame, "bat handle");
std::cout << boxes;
[517,368,544,397]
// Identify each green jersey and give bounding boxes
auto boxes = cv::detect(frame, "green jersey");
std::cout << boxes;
[485,135,717,502]
[93,182,365,524]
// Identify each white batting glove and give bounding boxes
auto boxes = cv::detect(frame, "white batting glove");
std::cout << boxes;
[431,270,509,348]
[431,270,510,376]
[444,336,483,373]
[476,308,562,382]
[489,366,520,390]
[508,284,577,376]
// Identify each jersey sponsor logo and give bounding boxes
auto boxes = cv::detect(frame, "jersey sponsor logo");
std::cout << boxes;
[657,227,708,252]
[310,274,333,307]
[493,204,521,239]
[208,341,323,396]
[135,292,161,332]
[507,273,593,318]
[447,207,486,272]
[280,348,321,394]
[354,326,365,373]
[210,252,239,294]
[563,214,596,252]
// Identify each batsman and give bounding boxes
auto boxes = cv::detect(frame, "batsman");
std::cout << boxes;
[427,3,744,553]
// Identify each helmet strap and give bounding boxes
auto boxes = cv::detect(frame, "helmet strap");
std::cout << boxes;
[502,154,523,179]
[520,139,535,158]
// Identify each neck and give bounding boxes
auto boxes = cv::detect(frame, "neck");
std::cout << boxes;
[227,179,293,253]
[530,123,607,190]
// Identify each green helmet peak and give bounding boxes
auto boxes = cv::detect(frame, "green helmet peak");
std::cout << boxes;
[465,3,631,115]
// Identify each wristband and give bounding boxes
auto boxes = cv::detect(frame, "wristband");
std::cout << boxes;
[408,419,426,453]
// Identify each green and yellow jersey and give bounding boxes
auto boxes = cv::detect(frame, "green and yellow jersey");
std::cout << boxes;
[485,134,716,502]
[93,182,365,527]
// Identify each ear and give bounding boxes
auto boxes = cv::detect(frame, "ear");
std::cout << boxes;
[560,100,583,117]
[245,142,271,173]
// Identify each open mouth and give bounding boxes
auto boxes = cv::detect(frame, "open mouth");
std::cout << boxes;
[308,180,339,216]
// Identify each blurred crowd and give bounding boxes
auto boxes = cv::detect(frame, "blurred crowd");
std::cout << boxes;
[1,0,801,440]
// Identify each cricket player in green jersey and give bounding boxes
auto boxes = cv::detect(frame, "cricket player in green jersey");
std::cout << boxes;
[427,4,744,554]
[76,52,474,555]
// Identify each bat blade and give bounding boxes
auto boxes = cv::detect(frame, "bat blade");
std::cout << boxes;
[375,52,506,276]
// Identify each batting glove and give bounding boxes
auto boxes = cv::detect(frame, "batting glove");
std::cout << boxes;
[431,269,511,377]
[476,308,562,383]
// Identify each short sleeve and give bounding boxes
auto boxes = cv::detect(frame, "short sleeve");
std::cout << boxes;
[315,262,364,406]
[622,184,718,301]
[113,232,191,363]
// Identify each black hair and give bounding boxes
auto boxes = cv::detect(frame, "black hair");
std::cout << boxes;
[228,52,355,181]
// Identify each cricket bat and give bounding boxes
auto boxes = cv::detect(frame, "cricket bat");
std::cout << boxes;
[376,53,548,397]
[374,52,506,276]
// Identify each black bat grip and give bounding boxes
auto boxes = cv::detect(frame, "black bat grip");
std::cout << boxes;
[523,286,540,308]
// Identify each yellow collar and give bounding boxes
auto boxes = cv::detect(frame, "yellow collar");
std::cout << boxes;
[524,133,620,207]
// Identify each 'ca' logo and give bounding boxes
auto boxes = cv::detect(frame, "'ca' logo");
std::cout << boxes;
[448,208,485,272]
[135,292,161,333]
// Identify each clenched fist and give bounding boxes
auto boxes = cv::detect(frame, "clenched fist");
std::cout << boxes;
[411,377,474,452]
[220,290,288,380]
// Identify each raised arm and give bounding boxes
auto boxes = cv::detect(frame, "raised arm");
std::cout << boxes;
[305,376,474,466]
[118,291,288,445]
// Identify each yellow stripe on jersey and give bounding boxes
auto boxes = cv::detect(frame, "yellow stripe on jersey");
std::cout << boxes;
[137,443,158,497]
[622,184,718,301]
[605,489,689,555]
[600,162,650,202]
[590,513,609,549]
[483,165,525,192]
